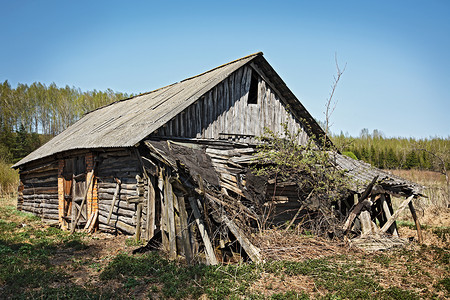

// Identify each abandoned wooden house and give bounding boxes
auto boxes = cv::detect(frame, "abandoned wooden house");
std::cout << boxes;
[13,52,424,263]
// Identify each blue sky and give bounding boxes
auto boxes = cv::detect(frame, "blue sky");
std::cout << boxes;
[1,0,449,138]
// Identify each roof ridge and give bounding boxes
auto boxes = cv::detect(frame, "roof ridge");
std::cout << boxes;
[84,52,263,116]
[179,52,263,83]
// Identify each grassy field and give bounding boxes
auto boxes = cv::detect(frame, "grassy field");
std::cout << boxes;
[0,190,449,300]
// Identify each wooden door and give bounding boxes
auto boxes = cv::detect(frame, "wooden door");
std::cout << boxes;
[71,173,87,228]
[61,156,86,230]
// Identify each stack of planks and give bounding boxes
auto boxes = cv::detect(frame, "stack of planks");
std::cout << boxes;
[205,146,255,197]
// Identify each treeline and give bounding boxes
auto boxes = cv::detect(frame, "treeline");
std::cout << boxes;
[0,80,129,163]
[333,129,449,173]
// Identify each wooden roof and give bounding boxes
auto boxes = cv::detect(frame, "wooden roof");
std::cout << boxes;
[332,152,424,196]
[14,52,326,168]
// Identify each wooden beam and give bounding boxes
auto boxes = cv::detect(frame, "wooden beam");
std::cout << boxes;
[158,169,169,251]
[380,195,414,234]
[106,179,121,224]
[164,175,177,260]
[147,176,156,240]
[176,196,193,264]
[221,214,262,263]
[135,203,143,242]
[342,199,372,231]
[408,200,423,243]
[188,197,218,265]
[380,194,398,237]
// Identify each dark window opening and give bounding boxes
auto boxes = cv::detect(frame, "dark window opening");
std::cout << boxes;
[248,73,259,104]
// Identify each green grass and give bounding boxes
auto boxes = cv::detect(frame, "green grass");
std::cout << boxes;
[0,201,99,299]
[1,200,448,299]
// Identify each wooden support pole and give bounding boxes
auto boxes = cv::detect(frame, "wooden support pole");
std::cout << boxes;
[164,175,177,260]
[408,200,423,243]
[107,179,121,224]
[158,170,168,251]
[189,197,218,265]
[136,203,143,242]
[380,195,414,234]
[147,176,156,240]
[176,196,193,264]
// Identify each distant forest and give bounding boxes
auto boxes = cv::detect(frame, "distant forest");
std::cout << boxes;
[0,80,448,173]
[0,80,129,163]
[333,130,449,173]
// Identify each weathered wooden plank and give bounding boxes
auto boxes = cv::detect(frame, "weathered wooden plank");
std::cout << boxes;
[221,214,261,263]
[98,188,137,196]
[380,195,414,234]
[158,170,168,251]
[188,197,218,265]
[165,176,177,260]
[106,180,121,224]
[176,196,193,264]
[98,214,135,235]
[380,194,398,237]
[408,200,423,243]
[135,203,143,242]
[342,199,373,231]
[99,203,135,217]
[22,187,58,195]
[98,182,136,190]
[147,176,156,240]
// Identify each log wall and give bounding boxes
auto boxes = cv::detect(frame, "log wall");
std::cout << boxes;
[96,149,142,235]
[19,159,59,222]
[153,65,309,145]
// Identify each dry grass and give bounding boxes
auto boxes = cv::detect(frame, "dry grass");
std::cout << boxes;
[389,169,449,230]
[254,229,351,262]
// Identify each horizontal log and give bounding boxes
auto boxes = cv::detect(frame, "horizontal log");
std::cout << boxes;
[98,203,135,218]
[98,193,135,203]
[23,187,58,195]
[40,203,59,209]
[97,177,137,184]
[98,215,135,235]
[100,199,135,210]
[98,209,135,225]
[22,207,42,214]
[21,170,58,180]
[98,183,137,190]
[98,188,137,196]
[22,176,58,185]
[42,210,58,216]
[22,193,59,199]
[98,223,117,233]
[22,202,41,207]
[42,214,59,220]
[20,162,58,175]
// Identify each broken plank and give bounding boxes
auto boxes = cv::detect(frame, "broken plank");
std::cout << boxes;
[188,197,218,265]
[380,195,414,234]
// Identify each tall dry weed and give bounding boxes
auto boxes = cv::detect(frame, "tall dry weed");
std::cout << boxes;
[0,159,19,197]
